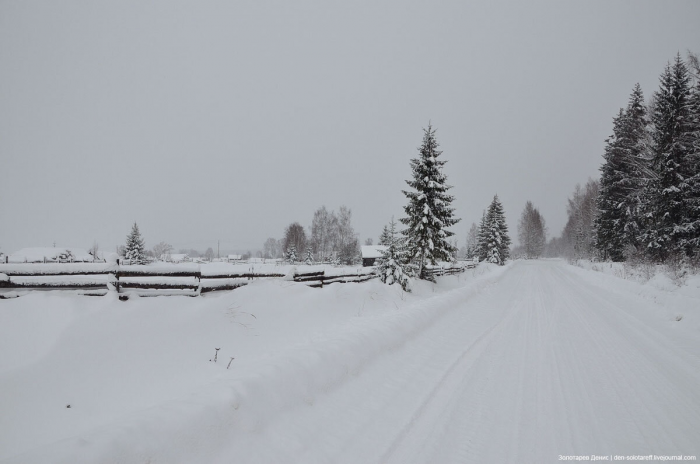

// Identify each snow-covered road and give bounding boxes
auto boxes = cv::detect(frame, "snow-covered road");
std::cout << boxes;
[222,260,700,463]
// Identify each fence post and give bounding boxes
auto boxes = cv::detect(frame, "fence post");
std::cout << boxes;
[114,266,120,294]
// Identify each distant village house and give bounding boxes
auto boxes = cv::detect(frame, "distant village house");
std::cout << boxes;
[361,245,387,267]
[168,254,190,263]
[7,247,95,263]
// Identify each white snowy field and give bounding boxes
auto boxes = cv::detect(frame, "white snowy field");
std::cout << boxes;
[1,260,699,463]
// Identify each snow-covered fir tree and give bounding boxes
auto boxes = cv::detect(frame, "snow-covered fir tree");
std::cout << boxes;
[484,195,511,265]
[595,84,650,261]
[477,210,488,262]
[304,248,313,265]
[640,55,696,260]
[684,61,700,257]
[620,83,651,253]
[378,225,391,246]
[400,124,460,279]
[285,245,297,263]
[376,218,413,292]
[594,109,630,261]
[124,222,146,265]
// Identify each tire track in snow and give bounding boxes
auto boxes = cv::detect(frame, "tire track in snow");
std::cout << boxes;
[210,266,518,464]
[228,260,700,464]
[263,260,700,463]
[378,268,528,464]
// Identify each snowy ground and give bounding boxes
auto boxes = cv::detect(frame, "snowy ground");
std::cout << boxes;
[1,260,698,463]
[573,259,700,332]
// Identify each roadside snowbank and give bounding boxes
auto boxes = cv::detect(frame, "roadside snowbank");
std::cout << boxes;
[0,264,507,463]
[571,259,700,332]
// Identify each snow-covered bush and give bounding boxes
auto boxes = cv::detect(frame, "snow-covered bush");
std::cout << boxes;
[285,245,298,264]
[376,218,413,292]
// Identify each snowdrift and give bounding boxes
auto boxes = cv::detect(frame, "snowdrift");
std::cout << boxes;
[0,264,508,463]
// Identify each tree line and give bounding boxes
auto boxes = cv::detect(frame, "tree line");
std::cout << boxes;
[119,124,560,281]
[269,124,517,291]
[264,204,361,265]
[552,52,700,265]
[375,125,529,291]
[118,223,218,264]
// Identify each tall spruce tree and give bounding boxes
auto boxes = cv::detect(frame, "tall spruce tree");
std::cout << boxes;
[484,195,511,265]
[596,84,650,261]
[620,83,650,252]
[400,124,460,279]
[595,109,628,261]
[477,210,488,261]
[641,55,695,260]
[125,222,146,265]
[683,62,700,256]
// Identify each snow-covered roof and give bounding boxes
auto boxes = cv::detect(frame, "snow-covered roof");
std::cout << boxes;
[8,247,94,263]
[361,246,387,259]
[228,254,242,260]
[97,251,120,264]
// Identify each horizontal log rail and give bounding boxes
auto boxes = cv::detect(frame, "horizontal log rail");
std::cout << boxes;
[0,281,107,289]
[0,261,473,298]
[0,264,116,276]
[118,282,200,290]
[202,272,286,279]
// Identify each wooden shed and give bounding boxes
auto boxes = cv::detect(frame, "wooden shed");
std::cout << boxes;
[361,245,387,267]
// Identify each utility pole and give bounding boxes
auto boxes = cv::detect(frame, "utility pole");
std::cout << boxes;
[217,240,220,259]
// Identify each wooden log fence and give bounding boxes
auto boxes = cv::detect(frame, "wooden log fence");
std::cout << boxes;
[423,262,476,278]
[0,264,113,297]
[292,269,378,288]
[0,261,475,299]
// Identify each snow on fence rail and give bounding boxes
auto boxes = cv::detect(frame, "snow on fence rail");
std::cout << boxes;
[114,264,202,299]
[0,265,353,297]
[294,268,378,288]
[0,262,470,299]
[422,261,476,277]
[0,263,117,276]
[200,278,249,294]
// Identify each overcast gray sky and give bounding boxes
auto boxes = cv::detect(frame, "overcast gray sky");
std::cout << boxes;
[1,0,699,255]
